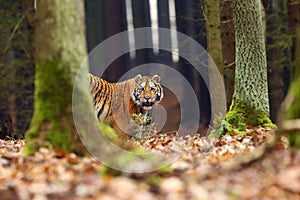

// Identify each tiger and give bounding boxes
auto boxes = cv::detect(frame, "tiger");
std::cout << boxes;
[88,73,163,139]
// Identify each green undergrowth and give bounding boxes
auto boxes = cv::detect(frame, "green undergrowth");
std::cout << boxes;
[287,134,300,150]
[98,121,172,176]
[99,120,173,176]
[99,122,120,145]
[132,113,156,138]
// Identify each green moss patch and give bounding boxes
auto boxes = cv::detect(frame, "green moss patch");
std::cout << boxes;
[211,100,276,138]
[228,100,275,127]
[24,60,77,155]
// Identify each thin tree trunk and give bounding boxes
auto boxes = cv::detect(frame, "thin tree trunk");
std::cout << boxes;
[85,0,105,52]
[103,0,128,82]
[158,0,172,61]
[205,0,227,120]
[131,0,153,66]
[205,0,224,74]
[220,0,235,109]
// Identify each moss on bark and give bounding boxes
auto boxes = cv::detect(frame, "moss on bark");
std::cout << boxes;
[25,0,88,155]
[211,99,275,138]
[25,60,77,154]
[226,99,275,131]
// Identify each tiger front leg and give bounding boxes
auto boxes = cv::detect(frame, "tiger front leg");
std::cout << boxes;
[110,116,154,140]
[107,114,141,139]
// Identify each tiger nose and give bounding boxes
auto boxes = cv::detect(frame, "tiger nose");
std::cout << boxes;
[144,95,151,100]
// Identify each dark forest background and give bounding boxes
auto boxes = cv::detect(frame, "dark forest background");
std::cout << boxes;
[0,0,299,138]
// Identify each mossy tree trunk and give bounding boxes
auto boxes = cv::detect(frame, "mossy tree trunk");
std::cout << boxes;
[25,0,88,155]
[225,0,274,133]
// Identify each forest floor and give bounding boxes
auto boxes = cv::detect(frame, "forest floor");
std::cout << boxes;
[0,127,300,200]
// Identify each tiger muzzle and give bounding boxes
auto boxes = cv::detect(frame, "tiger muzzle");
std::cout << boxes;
[142,98,155,110]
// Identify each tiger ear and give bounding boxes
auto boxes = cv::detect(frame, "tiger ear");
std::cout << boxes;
[134,74,142,83]
[152,74,161,83]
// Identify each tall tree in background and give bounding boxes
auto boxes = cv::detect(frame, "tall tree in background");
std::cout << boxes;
[224,0,274,133]
[205,0,226,118]
[281,5,300,149]
[175,0,211,129]
[0,1,34,138]
[85,0,128,82]
[264,0,292,122]
[220,0,235,109]
[25,0,88,155]
[205,0,224,74]
[131,0,153,67]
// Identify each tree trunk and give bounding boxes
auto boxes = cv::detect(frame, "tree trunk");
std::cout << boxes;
[225,0,274,132]
[102,0,128,82]
[131,0,153,67]
[25,0,88,155]
[205,0,224,74]
[264,0,292,123]
[174,0,211,131]
[158,0,172,61]
[287,0,300,71]
[0,1,34,137]
[283,6,300,149]
[84,0,105,52]
[220,0,235,109]
[205,0,227,120]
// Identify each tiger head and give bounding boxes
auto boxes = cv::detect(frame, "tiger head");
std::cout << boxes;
[132,74,163,110]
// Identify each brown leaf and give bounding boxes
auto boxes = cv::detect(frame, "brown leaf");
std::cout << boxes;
[53,148,67,158]
[67,153,79,164]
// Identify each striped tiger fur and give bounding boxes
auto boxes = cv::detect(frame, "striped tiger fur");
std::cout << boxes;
[89,73,163,138]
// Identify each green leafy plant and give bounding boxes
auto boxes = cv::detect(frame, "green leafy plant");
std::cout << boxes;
[132,113,156,138]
